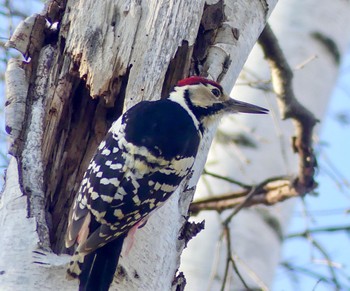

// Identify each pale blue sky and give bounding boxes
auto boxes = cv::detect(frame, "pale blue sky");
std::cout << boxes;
[273,48,350,290]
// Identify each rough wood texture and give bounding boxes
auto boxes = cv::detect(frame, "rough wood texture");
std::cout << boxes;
[42,0,206,254]
[0,158,77,290]
[1,0,278,289]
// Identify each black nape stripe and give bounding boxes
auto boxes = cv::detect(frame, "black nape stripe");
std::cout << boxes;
[184,89,224,133]
[184,90,204,134]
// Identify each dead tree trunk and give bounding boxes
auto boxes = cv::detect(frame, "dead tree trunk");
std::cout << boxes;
[1,0,277,289]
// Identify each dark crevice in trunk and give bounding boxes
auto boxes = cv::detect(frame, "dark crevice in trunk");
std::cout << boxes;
[47,68,131,253]
[161,40,192,99]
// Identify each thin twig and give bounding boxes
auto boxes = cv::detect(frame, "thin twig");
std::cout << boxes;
[220,226,251,291]
[221,176,293,226]
[220,227,231,291]
[286,225,350,239]
[223,186,256,226]
[232,254,269,291]
[203,169,251,189]
[295,54,318,70]
[281,262,342,288]
[310,238,342,290]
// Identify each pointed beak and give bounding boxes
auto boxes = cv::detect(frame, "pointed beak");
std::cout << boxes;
[224,97,269,114]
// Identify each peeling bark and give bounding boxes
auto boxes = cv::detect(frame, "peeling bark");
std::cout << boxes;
[1,0,279,289]
[5,59,29,155]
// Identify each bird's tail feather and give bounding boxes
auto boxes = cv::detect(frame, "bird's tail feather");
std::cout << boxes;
[68,234,127,291]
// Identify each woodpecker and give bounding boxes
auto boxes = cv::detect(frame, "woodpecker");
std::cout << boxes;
[65,76,268,291]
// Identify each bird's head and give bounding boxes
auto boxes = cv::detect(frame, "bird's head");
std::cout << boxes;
[169,76,268,128]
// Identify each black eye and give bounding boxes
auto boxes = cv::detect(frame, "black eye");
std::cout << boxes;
[211,88,221,97]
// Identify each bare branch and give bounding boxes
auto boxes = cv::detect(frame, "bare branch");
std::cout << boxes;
[258,23,319,194]
[190,24,321,215]
[190,176,294,215]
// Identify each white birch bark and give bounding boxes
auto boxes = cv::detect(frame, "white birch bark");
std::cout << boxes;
[0,0,279,290]
[181,0,350,290]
